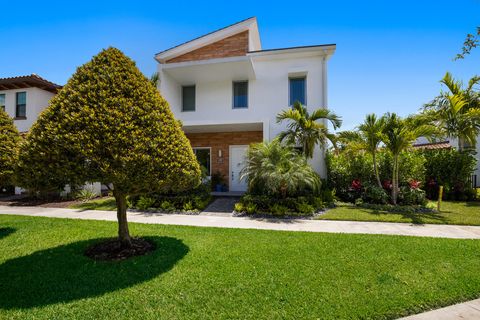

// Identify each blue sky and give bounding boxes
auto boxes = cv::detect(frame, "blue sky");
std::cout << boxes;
[1,0,479,130]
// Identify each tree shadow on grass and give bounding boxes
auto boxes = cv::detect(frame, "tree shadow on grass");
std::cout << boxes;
[0,227,15,240]
[0,236,188,310]
[348,207,448,225]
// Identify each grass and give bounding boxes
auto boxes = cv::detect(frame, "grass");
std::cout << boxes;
[70,197,117,211]
[1,215,480,319]
[317,201,480,225]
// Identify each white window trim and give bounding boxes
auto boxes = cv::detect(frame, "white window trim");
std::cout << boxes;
[182,85,196,112]
[232,80,249,109]
[288,76,307,107]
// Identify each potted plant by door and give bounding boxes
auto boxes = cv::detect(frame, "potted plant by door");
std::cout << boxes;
[211,171,226,192]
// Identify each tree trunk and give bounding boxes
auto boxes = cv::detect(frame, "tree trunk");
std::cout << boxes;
[113,188,132,248]
[458,137,464,152]
[372,151,382,188]
[391,155,398,205]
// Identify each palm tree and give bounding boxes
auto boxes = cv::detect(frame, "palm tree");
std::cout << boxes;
[336,114,385,188]
[382,113,436,204]
[240,139,320,198]
[423,72,480,150]
[150,72,159,87]
[276,101,342,159]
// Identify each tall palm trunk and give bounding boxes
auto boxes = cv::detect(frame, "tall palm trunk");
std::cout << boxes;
[458,137,464,152]
[113,188,132,248]
[372,151,382,188]
[391,154,399,205]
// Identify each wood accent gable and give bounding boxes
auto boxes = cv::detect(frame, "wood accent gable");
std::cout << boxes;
[166,31,249,63]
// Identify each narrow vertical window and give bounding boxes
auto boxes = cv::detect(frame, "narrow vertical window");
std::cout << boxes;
[0,94,5,112]
[289,77,306,106]
[182,85,196,112]
[193,148,211,175]
[233,81,248,109]
[16,92,26,118]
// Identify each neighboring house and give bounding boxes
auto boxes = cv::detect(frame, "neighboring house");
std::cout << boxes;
[0,74,61,133]
[414,137,480,188]
[155,17,335,192]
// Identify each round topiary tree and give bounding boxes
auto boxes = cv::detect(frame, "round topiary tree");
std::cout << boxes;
[0,109,20,188]
[17,47,202,248]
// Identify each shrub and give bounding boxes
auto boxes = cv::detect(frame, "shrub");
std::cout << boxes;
[242,139,321,198]
[296,203,315,214]
[74,188,97,202]
[136,196,156,210]
[362,185,389,204]
[422,149,476,200]
[238,194,325,216]
[327,150,426,203]
[183,201,194,211]
[269,204,290,216]
[15,47,202,246]
[246,203,257,215]
[130,181,212,212]
[399,187,427,206]
[234,202,245,213]
[0,109,20,188]
[160,201,175,212]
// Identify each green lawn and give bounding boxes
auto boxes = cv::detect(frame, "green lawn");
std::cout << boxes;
[1,215,480,319]
[70,197,117,211]
[317,201,480,226]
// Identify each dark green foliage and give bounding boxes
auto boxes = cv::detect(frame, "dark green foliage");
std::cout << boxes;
[0,109,20,187]
[15,47,202,244]
[422,149,477,200]
[16,47,201,196]
[327,150,426,202]
[237,194,324,216]
[398,187,427,206]
[362,185,389,204]
[242,139,321,198]
[130,182,212,212]
[135,196,157,211]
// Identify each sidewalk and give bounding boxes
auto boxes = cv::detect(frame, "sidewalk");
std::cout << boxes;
[1,205,480,239]
[399,298,480,320]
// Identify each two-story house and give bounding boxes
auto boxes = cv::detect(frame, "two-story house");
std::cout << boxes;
[155,17,336,192]
[0,74,61,133]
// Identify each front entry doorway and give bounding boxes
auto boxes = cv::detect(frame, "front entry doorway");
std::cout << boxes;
[229,145,248,192]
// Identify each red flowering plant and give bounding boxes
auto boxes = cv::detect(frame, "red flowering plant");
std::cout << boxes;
[382,180,392,190]
[351,179,362,191]
[408,179,421,189]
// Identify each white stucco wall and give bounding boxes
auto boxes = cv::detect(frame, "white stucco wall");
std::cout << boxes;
[158,52,331,176]
[0,87,55,132]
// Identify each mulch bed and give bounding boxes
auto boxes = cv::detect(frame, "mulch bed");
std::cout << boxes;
[0,195,79,208]
[84,238,156,261]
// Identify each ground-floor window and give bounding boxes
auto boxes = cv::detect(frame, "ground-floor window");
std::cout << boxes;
[193,147,211,176]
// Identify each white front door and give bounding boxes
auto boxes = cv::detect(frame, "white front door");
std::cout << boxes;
[230,145,248,192]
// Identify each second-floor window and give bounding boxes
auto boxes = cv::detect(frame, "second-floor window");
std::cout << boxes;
[182,85,195,112]
[0,94,5,112]
[16,92,26,118]
[289,77,306,106]
[233,81,248,109]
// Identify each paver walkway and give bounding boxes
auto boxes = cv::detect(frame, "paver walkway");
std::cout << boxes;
[1,205,480,239]
[202,197,239,217]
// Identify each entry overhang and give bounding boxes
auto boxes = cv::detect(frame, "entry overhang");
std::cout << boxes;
[160,56,255,84]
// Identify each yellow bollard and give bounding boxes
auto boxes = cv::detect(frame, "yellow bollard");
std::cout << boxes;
[437,185,443,212]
